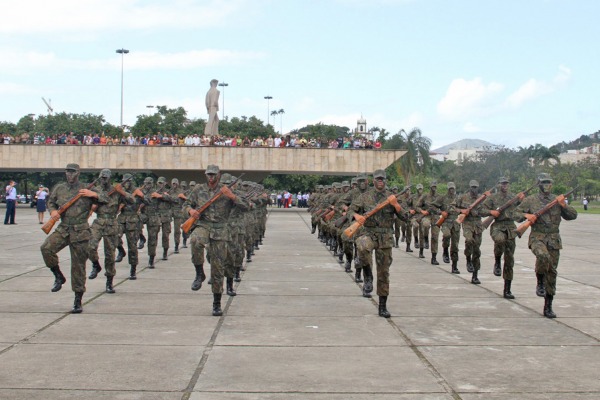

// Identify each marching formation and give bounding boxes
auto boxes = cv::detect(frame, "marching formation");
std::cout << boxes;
[308,170,577,319]
[40,163,269,316]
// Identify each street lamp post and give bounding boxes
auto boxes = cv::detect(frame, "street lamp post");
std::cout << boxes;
[146,105,154,116]
[116,48,130,129]
[218,82,228,120]
[264,96,273,126]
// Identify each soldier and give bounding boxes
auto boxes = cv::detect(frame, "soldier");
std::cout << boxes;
[434,182,461,274]
[116,173,144,280]
[87,169,125,293]
[516,173,577,318]
[182,165,248,316]
[348,175,369,282]
[139,177,161,268]
[399,186,414,253]
[391,186,401,248]
[153,177,173,261]
[410,184,425,251]
[170,178,185,253]
[415,181,441,264]
[41,163,99,313]
[348,169,405,318]
[481,177,522,298]
[333,181,352,269]
[452,180,485,284]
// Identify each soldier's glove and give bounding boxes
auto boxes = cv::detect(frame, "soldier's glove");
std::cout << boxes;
[524,213,537,224]
[220,186,237,201]
[133,188,144,198]
[115,184,127,197]
[79,189,98,199]
[420,210,429,216]
[489,210,501,218]
[353,214,366,224]
[556,194,567,208]
[387,195,402,213]
[151,192,162,199]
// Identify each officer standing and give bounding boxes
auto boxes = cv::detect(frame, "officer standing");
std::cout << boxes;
[348,169,405,318]
[516,173,577,318]
[40,163,99,313]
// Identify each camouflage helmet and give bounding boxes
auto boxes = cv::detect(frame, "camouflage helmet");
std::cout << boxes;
[189,180,196,187]
[356,174,368,182]
[498,176,509,184]
[65,163,80,171]
[447,182,456,189]
[171,178,179,185]
[416,183,424,190]
[122,173,133,182]
[351,178,357,185]
[469,179,479,187]
[180,180,188,188]
[220,173,233,184]
[99,168,112,178]
[144,177,154,184]
[430,180,438,187]
[157,176,167,184]
[537,173,553,183]
[205,164,220,175]
[341,181,350,188]
[391,186,398,191]
[373,169,386,179]
[332,182,341,188]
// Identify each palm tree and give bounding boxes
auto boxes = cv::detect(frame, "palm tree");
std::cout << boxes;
[277,109,284,134]
[394,127,432,185]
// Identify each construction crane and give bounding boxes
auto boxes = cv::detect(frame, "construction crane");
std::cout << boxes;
[41,97,54,115]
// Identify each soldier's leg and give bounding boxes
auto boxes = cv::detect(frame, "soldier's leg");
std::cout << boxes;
[69,238,90,313]
[87,224,103,279]
[147,219,160,267]
[125,227,139,279]
[234,231,245,281]
[40,231,69,292]
[503,237,516,281]
[173,217,182,251]
[356,235,374,298]
[430,222,440,255]
[400,220,407,242]
[422,217,430,248]
[450,225,460,263]
[210,240,227,295]
[161,219,171,259]
[405,220,413,252]
[472,232,482,271]
[103,234,117,277]
[375,242,392,318]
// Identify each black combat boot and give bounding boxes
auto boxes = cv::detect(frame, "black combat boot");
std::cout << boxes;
[406,243,413,253]
[378,296,391,318]
[355,267,363,283]
[191,264,206,291]
[129,265,137,280]
[418,248,425,259]
[115,245,126,263]
[174,244,179,254]
[451,260,460,274]
[226,277,237,296]
[50,266,66,292]
[162,249,168,261]
[471,270,481,284]
[431,254,439,265]
[138,236,146,249]
[311,225,316,234]
[88,261,102,279]
[212,293,223,316]
[466,256,473,273]
[424,236,429,249]
[394,237,399,248]
[362,266,373,298]
[106,276,116,294]
[442,247,450,264]
[345,259,352,273]
[72,292,83,314]
[259,237,263,245]
[536,274,546,297]
[148,256,155,269]
[234,267,242,282]
[414,237,419,248]
[401,234,405,243]
[182,236,188,248]
[543,294,556,318]
[503,280,515,299]
[493,257,502,276]
[246,250,252,263]
[337,250,343,262]
[254,241,259,250]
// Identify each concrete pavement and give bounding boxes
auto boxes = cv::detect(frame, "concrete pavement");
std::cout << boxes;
[0,206,599,399]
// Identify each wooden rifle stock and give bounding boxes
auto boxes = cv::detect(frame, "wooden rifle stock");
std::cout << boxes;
[41,178,101,234]
[323,209,335,222]
[455,190,491,224]
[181,174,244,234]
[516,187,576,238]
[482,184,536,230]
[344,195,402,239]
[435,211,449,227]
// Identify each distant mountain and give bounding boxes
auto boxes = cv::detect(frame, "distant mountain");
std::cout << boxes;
[432,139,498,154]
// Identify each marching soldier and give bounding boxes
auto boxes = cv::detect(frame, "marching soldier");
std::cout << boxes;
[139,177,160,268]
[170,178,185,253]
[410,184,425,251]
[433,182,461,273]
[116,174,144,280]
[415,181,441,264]
[153,177,173,261]
[41,163,100,313]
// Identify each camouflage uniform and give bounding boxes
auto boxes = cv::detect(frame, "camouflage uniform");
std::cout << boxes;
[140,177,161,267]
[398,188,414,252]
[116,174,144,279]
[431,182,461,273]
[40,163,96,313]
[451,180,484,284]
[169,178,185,253]
[348,169,404,318]
[415,181,441,264]
[516,173,577,318]
[155,177,173,260]
[410,185,425,250]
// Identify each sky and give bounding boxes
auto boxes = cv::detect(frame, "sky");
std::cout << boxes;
[1,0,599,150]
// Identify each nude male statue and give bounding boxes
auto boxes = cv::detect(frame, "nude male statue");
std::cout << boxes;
[204,79,220,136]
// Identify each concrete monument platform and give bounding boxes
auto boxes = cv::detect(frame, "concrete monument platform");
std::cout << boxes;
[0,206,598,399]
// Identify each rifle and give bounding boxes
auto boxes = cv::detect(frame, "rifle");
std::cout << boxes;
[334,185,412,228]
[516,187,576,238]
[456,189,492,224]
[88,176,137,218]
[41,177,101,234]
[343,194,403,239]
[181,173,245,234]
[482,183,536,230]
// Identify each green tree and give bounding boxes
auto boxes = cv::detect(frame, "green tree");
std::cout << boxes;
[385,128,432,185]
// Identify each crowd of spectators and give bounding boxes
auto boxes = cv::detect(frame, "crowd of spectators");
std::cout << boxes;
[0,132,382,149]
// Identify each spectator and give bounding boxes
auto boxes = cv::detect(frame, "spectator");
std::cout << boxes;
[4,180,17,225]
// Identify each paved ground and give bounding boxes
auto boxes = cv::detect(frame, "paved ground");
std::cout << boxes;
[0,206,599,399]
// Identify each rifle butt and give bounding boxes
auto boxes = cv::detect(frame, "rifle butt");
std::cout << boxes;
[41,218,57,235]
[456,214,466,224]
[482,216,494,230]
[181,217,195,234]
[343,222,361,239]
[435,216,445,228]
[515,221,531,238]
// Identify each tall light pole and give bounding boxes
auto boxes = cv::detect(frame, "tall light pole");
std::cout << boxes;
[146,105,154,116]
[116,48,130,129]
[264,96,273,126]
[218,82,228,120]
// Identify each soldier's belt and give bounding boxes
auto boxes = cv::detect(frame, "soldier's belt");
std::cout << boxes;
[364,226,391,233]
[60,217,88,225]
[96,214,116,219]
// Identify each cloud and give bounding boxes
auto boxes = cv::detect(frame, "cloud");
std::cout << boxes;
[0,82,34,95]
[463,122,480,133]
[0,0,248,34]
[505,65,571,108]
[0,49,265,72]
[437,78,504,121]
